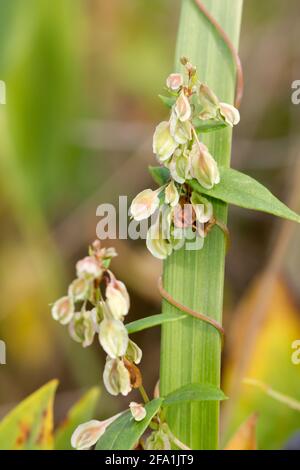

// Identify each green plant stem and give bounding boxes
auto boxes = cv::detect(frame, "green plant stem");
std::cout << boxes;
[160,0,243,450]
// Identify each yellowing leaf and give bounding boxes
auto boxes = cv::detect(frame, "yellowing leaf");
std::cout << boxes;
[54,387,101,450]
[224,414,258,450]
[0,380,58,450]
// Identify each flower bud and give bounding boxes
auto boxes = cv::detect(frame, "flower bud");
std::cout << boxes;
[175,91,191,122]
[190,192,213,224]
[68,277,90,302]
[219,102,240,126]
[130,189,160,221]
[166,73,183,91]
[126,339,142,365]
[76,256,103,280]
[129,402,146,422]
[165,181,179,207]
[51,296,74,325]
[190,141,220,189]
[71,414,121,450]
[103,357,132,396]
[106,277,130,320]
[153,121,178,162]
[99,318,128,358]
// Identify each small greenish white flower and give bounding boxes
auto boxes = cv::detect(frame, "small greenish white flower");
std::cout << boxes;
[168,150,190,184]
[145,423,172,450]
[129,402,146,422]
[68,310,96,348]
[106,276,130,320]
[166,73,183,91]
[126,339,142,365]
[153,121,178,162]
[165,181,179,207]
[175,91,191,122]
[219,102,240,126]
[198,83,240,126]
[103,357,132,396]
[51,296,74,325]
[99,317,128,358]
[170,110,192,144]
[198,83,219,120]
[68,277,90,302]
[76,256,103,280]
[191,191,213,223]
[130,189,160,221]
[146,212,173,260]
[71,415,121,450]
[190,141,220,189]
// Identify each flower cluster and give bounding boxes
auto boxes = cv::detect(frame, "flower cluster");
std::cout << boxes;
[130,58,240,259]
[51,240,142,397]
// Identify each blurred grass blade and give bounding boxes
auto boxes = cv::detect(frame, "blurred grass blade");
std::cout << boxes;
[160,0,243,449]
[0,380,58,450]
[54,387,101,450]
[244,379,300,412]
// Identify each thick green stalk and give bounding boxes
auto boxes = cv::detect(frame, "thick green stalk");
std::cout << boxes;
[160,0,243,450]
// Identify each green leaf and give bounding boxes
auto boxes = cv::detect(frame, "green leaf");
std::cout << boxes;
[190,167,300,223]
[0,380,58,450]
[158,94,177,108]
[126,312,187,335]
[193,118,227,133]
[95,398,164,450]
[149,165,170,186]
[163,383,227,407]
[54,387,100,450]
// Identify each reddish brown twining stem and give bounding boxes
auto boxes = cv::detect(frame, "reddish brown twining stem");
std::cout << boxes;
[194,0,244,108]
[158,276,225,339]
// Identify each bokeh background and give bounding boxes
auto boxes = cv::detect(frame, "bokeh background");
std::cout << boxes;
[0,0,300,450]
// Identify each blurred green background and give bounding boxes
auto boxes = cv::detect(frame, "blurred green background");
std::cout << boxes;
[0,0,300,450]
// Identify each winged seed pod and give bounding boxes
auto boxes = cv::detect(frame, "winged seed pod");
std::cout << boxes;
[190,141,220,189]
[129,402,147,422]
[103,357,132,396]
[71,415,122,450]
[126,339,142,365]
[152,121,178,162]
[105,275,130,320]
[99,317,129,358]
[130,188,161,221]
[51,296,74,325]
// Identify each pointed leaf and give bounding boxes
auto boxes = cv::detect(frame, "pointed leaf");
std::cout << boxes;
[158,94,177,108]
[190,167,300,223]
[163,383,227,407]
[54,387,101,450]
[0,380,58,450]
[149,165,170,186]
[193,118,227,133]
[126,312,187,334]
[95,398,163,450]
